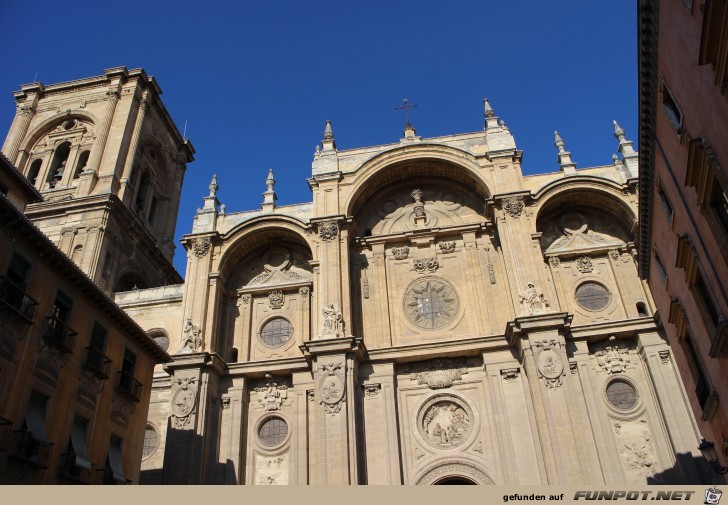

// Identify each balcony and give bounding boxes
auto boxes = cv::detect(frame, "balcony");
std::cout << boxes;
[83,346,111,380]
[43,315,77,354]
[6,430,54,469]
[96,467,129,485]
[58,450,94,484]
[116,371,142,403]
[0,416,11,451]
[0,276,38,324]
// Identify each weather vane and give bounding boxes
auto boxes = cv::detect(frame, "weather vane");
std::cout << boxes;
[395,98,417,128]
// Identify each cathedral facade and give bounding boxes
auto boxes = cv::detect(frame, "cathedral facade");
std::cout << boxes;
[117,101,706,485]
[3,67,701,485]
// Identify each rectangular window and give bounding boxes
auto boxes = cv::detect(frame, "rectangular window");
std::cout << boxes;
[52,291,73,323]
[69,416,92,470]
[1,253,38,322]
[694,271,721,329]
[107,435,128,484]
[710,176,728,232]
[661,80,684,132]
[699,0,728,93]
[654,249,668,285]
[148,197,158,225]
[657,183,674,224]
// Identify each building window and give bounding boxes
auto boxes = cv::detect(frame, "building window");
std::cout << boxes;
[657,182,674,224]
[574,281,612,311]
[27,159,42,186]
[699,0,728,94]
[661,80,683,133]
[258,416,288,447]
[654,249,668,285]
[47,141,71,188]
[62,416,92,478]
[686,137,728,243]
[675,235,722,333]
[103,435,128,484]
[606,379,638,410]
[85,323,111,380]
[73,151,90,179]
[142,424,159,460]
[403,278,459,330]
[260,318,293,348]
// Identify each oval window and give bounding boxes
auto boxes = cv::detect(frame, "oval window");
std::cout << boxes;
[260,318,293,347]
[575,281,612,311]
[258,416,288,447]
[606,379,638,410]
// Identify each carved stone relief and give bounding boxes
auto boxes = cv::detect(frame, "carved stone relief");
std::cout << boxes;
[241,293,251,305]
[542,211,626,254]
[519,282,549,316]
[549,256,560,268]
[255,452,289,485]
[613,418,658,480]
[253,374,291,411]
[238,247,312,289]
[318,361,346,414]
[402,357,468,389]
[533,339,564,389]
[192,236,211,258]
[171,376,197,429]
[221,396,231,409]
[268,290,284,309]
[321,304,344,337]
[413,257,439,274]
[318,220,339,242]
[502,196,524,218]
[299,286,309,297]
[609,249,621,260]
[403,277,459,330]
[438,241,456,254]
[363,384,381,398]
[576,255,594,273]
[391,246,410,260]
[416,463,495,485]
[417,395,474,450]
[595,343,632,374]
[362,268,369,299]
[501,368,520,382]
[659,350,670,364]
[177,318,203,354]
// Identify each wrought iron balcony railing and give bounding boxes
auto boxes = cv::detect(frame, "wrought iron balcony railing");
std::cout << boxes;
[0,276,38,324]
[96,467,129,485]
[83,346,112,380]
[0,416,12,451]
[43,315,77,354]
[7,430,54,469]
[116,370,142,402]
[58,450,94,484]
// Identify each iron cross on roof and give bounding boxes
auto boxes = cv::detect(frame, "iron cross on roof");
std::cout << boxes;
[395,98,417,128]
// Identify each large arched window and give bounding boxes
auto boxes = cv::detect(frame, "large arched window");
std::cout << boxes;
[48,141,71,188]
[27,159,42,186]
[73,151,90,179]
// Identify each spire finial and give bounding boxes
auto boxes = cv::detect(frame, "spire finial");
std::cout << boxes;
[321,120,337,151]
[484,98,494,118]
[262,168,277,211]
[208,173,218,197]
[613,119,638,178]
[553,131,576,174]
[324,119,334,140]
[613,119,626,142]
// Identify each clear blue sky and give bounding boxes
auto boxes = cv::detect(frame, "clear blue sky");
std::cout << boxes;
[0,1,637,277]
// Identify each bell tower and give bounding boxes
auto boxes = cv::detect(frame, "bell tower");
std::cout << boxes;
[1,67,194,292]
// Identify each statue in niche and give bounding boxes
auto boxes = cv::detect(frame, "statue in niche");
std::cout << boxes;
[519,282,549,316]
[178,318,203,353]
[321,304,344,337]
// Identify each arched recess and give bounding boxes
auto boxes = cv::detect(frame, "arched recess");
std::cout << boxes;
[115,271,148,292]
[216,217,315,362]
[146,328,171,353]
[415,460,496,485]
[19,111,98,172]
[345,146,491,219]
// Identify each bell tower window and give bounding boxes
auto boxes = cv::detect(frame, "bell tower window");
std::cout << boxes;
[73,151,90,179]
[27,159,42,186]
[48,141,71,188]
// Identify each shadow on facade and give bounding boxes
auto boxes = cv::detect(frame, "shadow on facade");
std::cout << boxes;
[646,452,722,485]
[140,418,238,485]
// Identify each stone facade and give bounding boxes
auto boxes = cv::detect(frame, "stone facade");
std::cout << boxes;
[120,103,705,484]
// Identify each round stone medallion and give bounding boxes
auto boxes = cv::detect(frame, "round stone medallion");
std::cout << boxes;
[417,394,474,450]
[403,277,459,330]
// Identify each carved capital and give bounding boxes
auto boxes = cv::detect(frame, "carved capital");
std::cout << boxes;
[318,220,339,242]
[502,196,524,218]
[192,236,212,258]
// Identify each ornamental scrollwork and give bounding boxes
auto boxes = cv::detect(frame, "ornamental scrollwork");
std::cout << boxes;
[502,196,524,218]
[438,241,456,254]
[318,220,339,242]
[576,255,594,273]
[318,361,346,414]
[413,257,439,274]
[402,358,468,389]
[391,246,410,260]
[268,290,284,309]
[192,236,212,257]
[533,339,564,389]
[171,376,198,429]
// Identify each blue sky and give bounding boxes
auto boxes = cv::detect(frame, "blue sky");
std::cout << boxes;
[0,1,637,276]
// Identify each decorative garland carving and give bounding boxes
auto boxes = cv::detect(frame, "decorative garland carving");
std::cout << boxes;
[576,255,594,273]
[268,290,284,309]
[658,350,670,364]
[402,358,468,389]
[171,376,197,429]
[487,263,496,284]
[362,268,369,299]
[318,220,339,242]
[438,241,456,254]
[363,384,381,398]
[501,368,520,382]
[533,339,564,389]
[192,236,212,257]
[318,361,345,414]
[413,257,439,274]
[391,246,410,260]
[502,196,524,218]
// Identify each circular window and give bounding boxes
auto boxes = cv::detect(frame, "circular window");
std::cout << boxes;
[575,282,612,311]
[606,379,638,410]
[142,424,159,459]
[260,318,293,348]
[403,278,459,330]
[258,416,288,447]
[152,334,170,351]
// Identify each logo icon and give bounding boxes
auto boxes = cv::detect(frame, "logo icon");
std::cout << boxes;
[706,487,722,505]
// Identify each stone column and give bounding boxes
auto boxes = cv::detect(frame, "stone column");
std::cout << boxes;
[180,235,215,353]
[299,337,365,484]
[119,91,150,204]
[313,217,346,338]
[216,380,248,484]
[3,101,36,164]
[86,88,120,175]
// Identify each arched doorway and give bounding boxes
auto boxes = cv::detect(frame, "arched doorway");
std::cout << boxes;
[433,477,477,485]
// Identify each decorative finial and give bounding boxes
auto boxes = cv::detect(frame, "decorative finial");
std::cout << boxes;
[613,120,625,140]
[324,120,334,140]
[554,131,565,153]
[266,168,275,191]
[612,119,638,179]
[612,154,619,164]
[484,98,494,118]
[553,131,576,173]
[208,174,218,197]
